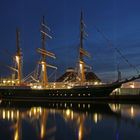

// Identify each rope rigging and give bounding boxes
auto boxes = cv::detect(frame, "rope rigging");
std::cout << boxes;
[95,26,139,74]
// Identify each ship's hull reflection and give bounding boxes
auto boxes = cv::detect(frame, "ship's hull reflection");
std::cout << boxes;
[0,99,115,114]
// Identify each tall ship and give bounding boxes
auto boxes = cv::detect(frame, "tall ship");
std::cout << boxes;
[0,12,140,101]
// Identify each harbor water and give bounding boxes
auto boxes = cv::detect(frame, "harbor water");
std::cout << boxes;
[0,100,140,140]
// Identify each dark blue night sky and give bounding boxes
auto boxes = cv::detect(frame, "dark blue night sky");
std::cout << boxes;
[0,0,140,82]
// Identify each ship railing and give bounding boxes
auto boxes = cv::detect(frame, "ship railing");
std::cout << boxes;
[0,80,105,89]
[30,82,69,89]
[30,81,104,89]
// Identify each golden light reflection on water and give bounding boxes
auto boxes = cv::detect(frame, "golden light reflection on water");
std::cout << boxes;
[0,102,140,140]
[130,106,134,118]
[78,122,84,140]
[109,103,140,119]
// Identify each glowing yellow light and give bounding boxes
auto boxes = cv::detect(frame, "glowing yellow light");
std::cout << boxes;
[41,124,45,139]
[3,80,6,84]
[33,108,37,115]
[11,111,14,120]
[94,81,99,85]
[41,61,45,72]
[14,130,19,140]
[130,83,135,88]
[2,110,5,119]
[93,113,98,123]
[42,65,45,72]
[66,109,71,117]
[131,106,134,117]
[78,124,83,140]
[67,86,71,89]
[79,63,83,71]
[33,85,37,89]
[15,56,19,64]
[112,104,117,111]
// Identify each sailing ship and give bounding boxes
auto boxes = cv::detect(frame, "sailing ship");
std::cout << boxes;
[0,12,140,101]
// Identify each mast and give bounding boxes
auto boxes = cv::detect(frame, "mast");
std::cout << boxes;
[41,16,47,87]
[80,12,84,61]
[15,29,22,85]
[78,11,90,83]
[37,16,57,87]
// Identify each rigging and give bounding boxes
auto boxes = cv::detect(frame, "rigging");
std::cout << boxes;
[95,26,139,74]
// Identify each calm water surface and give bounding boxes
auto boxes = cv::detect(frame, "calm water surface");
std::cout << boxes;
[0,101,140,140]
